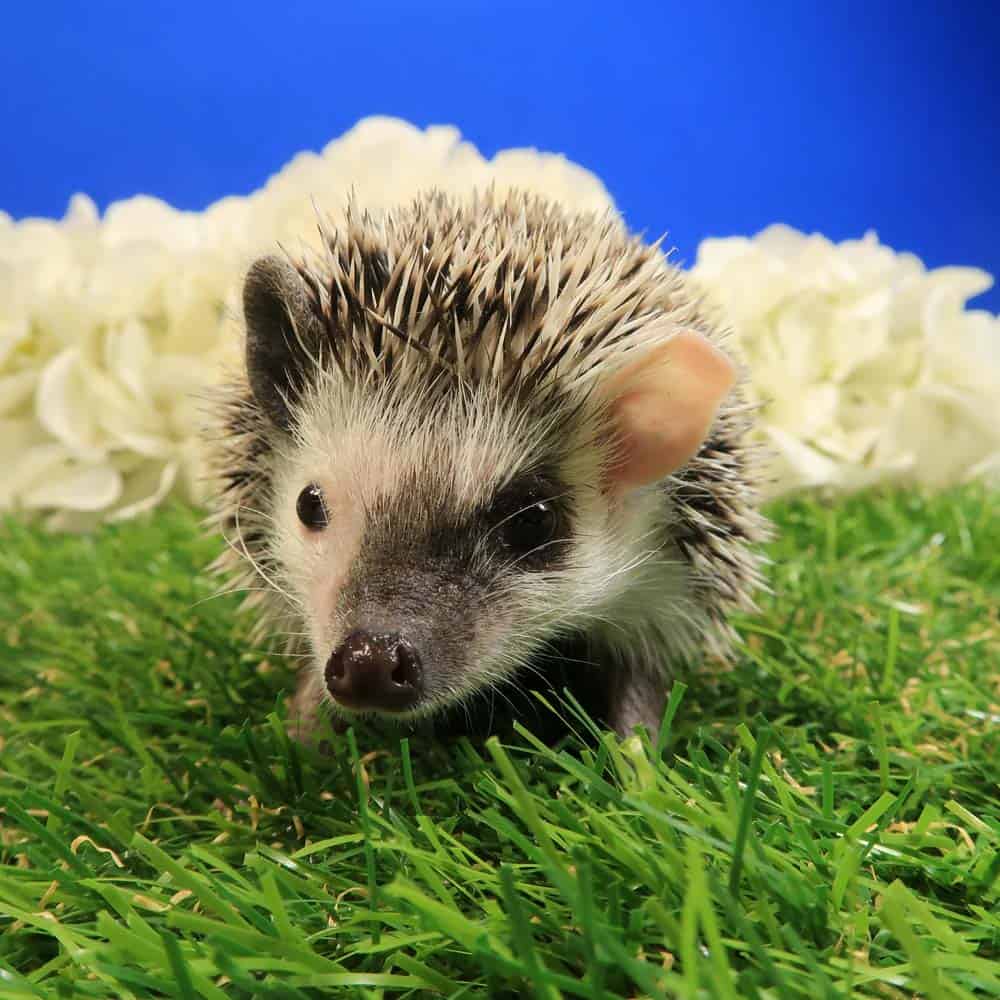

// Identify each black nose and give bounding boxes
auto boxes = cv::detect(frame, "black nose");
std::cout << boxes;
[325,631,423,712]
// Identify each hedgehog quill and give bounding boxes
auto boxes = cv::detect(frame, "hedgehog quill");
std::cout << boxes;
[207,190,769,741]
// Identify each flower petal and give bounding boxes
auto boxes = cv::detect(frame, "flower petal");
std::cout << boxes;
[35,349,107,460]
[108,460,179,521]
[19,458,122,511]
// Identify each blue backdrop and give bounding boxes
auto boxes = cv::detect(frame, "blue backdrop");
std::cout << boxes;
[4,1,998,309]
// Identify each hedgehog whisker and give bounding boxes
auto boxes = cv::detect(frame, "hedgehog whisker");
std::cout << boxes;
[229,502,279,526]
[480,489,574,547]
[187,585,284,611]
[492,536,573,575]
[228,506,302,611]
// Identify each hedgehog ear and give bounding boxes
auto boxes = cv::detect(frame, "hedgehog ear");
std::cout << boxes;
[602,331,736,491]
[243,255,321,430]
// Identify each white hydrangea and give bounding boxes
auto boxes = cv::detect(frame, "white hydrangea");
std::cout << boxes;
[691,226,999,497]
[1,117,997,529]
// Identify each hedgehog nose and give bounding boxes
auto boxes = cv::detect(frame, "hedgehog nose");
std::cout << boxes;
[325,630,423,712]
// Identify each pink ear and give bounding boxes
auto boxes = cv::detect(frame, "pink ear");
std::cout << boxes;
[604,330,736,490]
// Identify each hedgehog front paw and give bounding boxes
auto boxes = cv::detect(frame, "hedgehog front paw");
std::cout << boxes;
[287,669,330,745]
[607,665,668,739]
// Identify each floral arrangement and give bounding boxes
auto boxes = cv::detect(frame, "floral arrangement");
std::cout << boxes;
[2,117,997,529]
[693,228,999,495]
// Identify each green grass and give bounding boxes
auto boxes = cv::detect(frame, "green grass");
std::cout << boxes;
[1,486,998,998]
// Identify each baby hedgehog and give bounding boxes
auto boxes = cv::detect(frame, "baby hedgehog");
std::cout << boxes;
[207,190,769,741]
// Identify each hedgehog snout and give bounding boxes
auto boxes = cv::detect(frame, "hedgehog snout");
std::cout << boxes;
[324,630,423,712]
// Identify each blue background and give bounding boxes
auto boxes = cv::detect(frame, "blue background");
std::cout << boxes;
[4,1,998,309]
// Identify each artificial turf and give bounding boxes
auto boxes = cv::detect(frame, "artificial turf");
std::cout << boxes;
[0,486,997,998]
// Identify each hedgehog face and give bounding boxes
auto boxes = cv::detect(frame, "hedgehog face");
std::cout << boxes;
[215,195,753,735]
[269,382,636,723]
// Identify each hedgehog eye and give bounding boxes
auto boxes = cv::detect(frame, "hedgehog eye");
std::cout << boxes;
[500,500,559,558]
[296,483,329,531]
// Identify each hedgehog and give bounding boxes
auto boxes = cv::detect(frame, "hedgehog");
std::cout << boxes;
[206,189,770,742]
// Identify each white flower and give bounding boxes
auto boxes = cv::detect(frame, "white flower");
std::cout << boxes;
[692,226,999,497]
